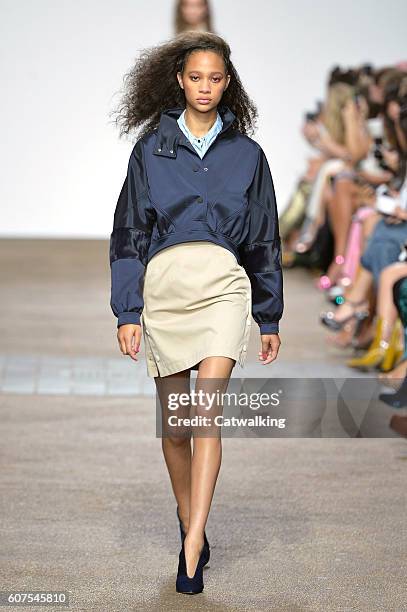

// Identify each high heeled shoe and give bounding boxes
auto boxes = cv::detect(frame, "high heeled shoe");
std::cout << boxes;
[325,314,371,350]
[320,298,369,332]
[347,317,403,372]
[176,538,206,594]
[176,505,210,567]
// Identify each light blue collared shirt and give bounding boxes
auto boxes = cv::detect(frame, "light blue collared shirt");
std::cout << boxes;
[177,109,223,159]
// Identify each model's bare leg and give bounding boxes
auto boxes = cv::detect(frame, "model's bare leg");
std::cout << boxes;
[155,370,193,536]
[183,355,235,578]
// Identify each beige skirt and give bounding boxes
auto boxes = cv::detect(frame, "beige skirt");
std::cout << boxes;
[140,241,252,377]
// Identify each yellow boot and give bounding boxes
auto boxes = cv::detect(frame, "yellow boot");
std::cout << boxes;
[347,317,400,371]
[380,319,404,372]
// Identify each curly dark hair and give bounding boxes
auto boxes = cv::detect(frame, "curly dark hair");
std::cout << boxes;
[110,30,258,141]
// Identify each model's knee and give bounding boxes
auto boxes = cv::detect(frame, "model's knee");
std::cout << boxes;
[163,434,191,448]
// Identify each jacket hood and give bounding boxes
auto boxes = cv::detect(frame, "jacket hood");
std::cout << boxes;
[153,104,237,159]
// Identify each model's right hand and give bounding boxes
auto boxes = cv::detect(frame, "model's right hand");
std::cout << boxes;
[117,324,142,361]
[259,333,281,365]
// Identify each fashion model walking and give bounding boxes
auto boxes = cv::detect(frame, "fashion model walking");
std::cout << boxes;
[109,30,284,594]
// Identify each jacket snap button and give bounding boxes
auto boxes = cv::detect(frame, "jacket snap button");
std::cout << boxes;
[155,355,160,361]
[170,149,173,153]
[243,345,247,351]
[157,148,162,152]
[197,196,203,203]
[203,167,208,171]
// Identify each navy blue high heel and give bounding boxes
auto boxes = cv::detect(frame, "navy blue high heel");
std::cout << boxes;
[176,538,205,594]
[176,505,210,566]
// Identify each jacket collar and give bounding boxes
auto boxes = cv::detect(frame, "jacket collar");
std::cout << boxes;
[153,104,236,158]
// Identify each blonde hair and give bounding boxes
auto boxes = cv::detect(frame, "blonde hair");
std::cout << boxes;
[323,82,356,144]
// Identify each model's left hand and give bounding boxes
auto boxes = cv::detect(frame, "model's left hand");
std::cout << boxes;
[259,334,281,364]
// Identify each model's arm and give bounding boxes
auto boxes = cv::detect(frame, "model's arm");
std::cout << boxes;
[109,139,156,328]
[239,145,284,335]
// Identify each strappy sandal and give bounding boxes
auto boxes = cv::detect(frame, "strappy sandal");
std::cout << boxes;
[320,298,369,332]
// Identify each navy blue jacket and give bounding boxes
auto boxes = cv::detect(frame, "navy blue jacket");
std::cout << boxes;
[109,104,284,334]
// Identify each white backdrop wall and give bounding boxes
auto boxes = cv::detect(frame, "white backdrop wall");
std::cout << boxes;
[1,0,406,237]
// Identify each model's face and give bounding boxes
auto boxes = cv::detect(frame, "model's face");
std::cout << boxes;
[180,0,208,26]
[177,50,230,113]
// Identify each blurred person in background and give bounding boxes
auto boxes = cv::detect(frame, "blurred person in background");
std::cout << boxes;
[320,68,390,291]
[282,67,372,274]
[377,71,407,436]
[301,80,371,281]
[174,0,214,34]
[321,74,407,370]
[318,67,407,299]
[280,60,407,396]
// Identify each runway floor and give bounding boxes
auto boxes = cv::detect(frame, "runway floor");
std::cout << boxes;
[1,239,406,611]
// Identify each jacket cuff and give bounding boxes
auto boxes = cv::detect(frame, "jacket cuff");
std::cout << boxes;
[117,312,141,327]
[259,322,279,335]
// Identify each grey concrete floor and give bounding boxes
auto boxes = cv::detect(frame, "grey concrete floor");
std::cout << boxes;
[1,239,406,611]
